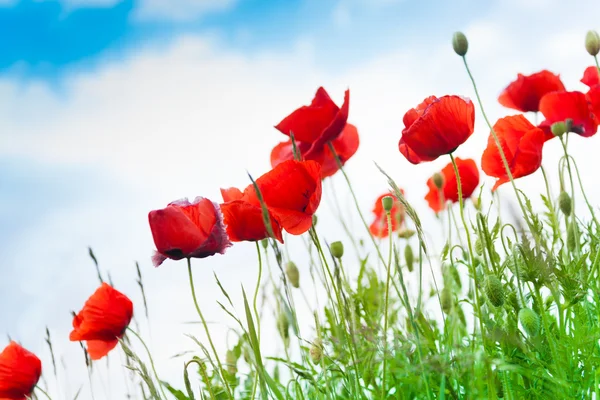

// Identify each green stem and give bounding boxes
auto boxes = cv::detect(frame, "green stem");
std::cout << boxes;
[559,135,581,257]
[449,154,495,399]
[126,328,168,400]
[35,386,53,400]
[253,241,263,340]
[381,212,394,399]
[186,258,234,399]
[186,359,217,400]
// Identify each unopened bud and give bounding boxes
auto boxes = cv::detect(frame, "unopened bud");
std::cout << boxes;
[285,261,300,288]
[585,30,600,56]
[312,214,318,227]
[404,245,414,272]
[452,32,469,56]
[558,191,572,215]
[550,121,567,137]
[330,241,344,259]
[277,313,290,341]
[518,308,540,336]
[225,350,237,374]
[398,229,416,239]
[261,238,269,249]
[567,223,577,252]
[475,238,484,256]
[484,275,505,307]
[441,287,453,314]
[472,196,481,211]
[382,196,394,213]
[309,338,323,364]
[432,172,444,189]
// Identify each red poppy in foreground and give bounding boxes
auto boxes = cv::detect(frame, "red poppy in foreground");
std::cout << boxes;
[0,342,42,400]
[581,66,600,88]
[498,70,565,113]
[539,91,598,138]
[424,158,480,213]
[399,95,475,164]
[148,197,232,267]
[70,283,133,361]
[222,160,322,236]
[275,87,350,159]
[481,115,545,191]
[369,191,406,238]
[220,188,284,243]
[271,123,360,178]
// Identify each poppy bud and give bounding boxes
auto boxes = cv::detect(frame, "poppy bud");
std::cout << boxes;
[432,172,445,189]
[472,196,481,211]
[441,287,453,314]
[398,229,416,239]
[382,196,394,213]
[261,238,269,249]
[404,245,414,272]
[550,121,567,137]
[285,261,300,288]
[567,223,577,252]
[475,238,484,256]
[330,241,344,259]
[312,214,318,227]
[585,30,600,56]
[506,286,520,312]
[518,308,540,336]
[309,338,323,365]
[448,264,462,289]
[484,275,505,307]
[452,31,469,56]
[225,350,237,374]
[558,191,572,216]
[277,312,290,342]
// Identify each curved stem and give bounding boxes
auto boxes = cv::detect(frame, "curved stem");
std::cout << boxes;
[381,212,394,399]
[185,359,217,400]
[186,258,234,399]
[35,386,53,400]
[253,241,263,339]
[126,328,168,400]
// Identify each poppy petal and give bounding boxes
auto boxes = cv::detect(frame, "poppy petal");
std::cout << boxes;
[304,90,350,158]
[425,158,479,213]
[0,342,42,399]
[539,91,598,137]
[86,339,119,361]
[220,187,244,202]
[220,200,284,243]
[320,123,360,178]
[581,66,600,88]
[498,70,565,112]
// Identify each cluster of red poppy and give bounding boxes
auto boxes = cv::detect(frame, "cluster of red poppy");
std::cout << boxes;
[2,63,599,397]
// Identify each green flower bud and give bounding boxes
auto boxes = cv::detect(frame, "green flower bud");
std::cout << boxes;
[585,30,600,56]
[330,241,344,259]
[261,238,269,249]
[404,244,414,272]
[567,223,577,252]
[518,308,540,337]
[432,172,445,189]
[285,261,300,288]
[309,338,323,365]
[225,350,237,374]
[452,31,469,56]
[558,191,572,215]
[398,229,416,239]
[484,275,505,307]
[475,238,484,256]
[551,121,567,137]
[449,264,462,289]
[312,214,318,227]
[506,286,520,312]
[382,195,394,213]
[277,312,290,341]
[441,287,453,314]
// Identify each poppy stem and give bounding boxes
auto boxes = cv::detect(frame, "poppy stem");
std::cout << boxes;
[381,211,394,399]
[125,328,168,400]
[449,153,495,398]
[253,241,263,341]
[35,386,53,400]
[594,55,600,73]
[186,258,234,399]
[559,136,581,257]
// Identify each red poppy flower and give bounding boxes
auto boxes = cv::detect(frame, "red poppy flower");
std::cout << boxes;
[270,123,360,178]
[539,91,598,138]
[424,158,480,213]
[581,66,600,88]
[399,95,475,164]
[481,115,545,191]
[275,87,350,159]
[220,188,284,243]
[148,197,232,267]
[498,70,565,112]
[369,191,405,238]
[0,342,41,400]
[587,85,600,119]
[69,283,133,361]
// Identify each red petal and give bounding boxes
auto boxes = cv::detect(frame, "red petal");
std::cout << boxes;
[539,91,598,137]
[69,283,133,343]
[304,89,350,158]
[270,140,314,167]
[220,187,244,202]
[0,342,42,399]
[424,158,479,213]
[399,95,475,164]
[220,200,283,243]
[581,66,600,88]
[498,70,565,112]
[587,84,600,119]
[86,339,119,361]
[368,192,405,238]
[320,123,360,178]
[274,87,341,143]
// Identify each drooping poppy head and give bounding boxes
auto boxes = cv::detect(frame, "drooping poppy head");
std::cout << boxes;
[581,66,600,88]
[148,197,232,267]
[498,70,566,113]
[220,188,284,243]
[275,87,350,159]
[424,158,480,213]
[369,191,406,238]
[0,342,42,400]
[539,91,598,138]
[245,160,322,235]
[270,123,360,179]
[481,115,545,191]
[69,283,133,361]
[399,95,475,164]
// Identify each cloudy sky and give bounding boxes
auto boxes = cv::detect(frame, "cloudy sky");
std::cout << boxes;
[1,0,599,398]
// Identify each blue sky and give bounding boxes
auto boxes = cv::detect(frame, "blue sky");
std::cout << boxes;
[1,0,599,397]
